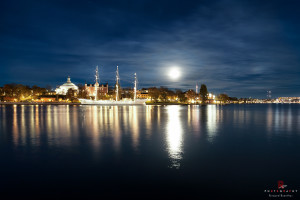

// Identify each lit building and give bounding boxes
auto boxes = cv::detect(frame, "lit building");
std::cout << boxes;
[278,97,300,103]
[137,89,149,99]
[208,93,215,100]
[207,93,216,103]
[85,82,109,97]
[55,76,79,95]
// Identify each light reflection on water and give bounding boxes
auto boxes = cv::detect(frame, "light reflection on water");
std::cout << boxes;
[206,105,218,142]
[264,104,299,137]
[166,106,183,168]
[1,104,300,169]
[1,104,300,199]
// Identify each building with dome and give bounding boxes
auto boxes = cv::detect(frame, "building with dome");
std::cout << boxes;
[55,76,79,95]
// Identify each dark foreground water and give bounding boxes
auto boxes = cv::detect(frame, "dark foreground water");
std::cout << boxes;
[0,104,299,199]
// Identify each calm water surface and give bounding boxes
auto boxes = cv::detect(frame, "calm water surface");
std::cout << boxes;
[0,104,299,199]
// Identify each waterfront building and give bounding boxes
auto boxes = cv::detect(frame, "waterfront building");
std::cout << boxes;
[137,89,149,99]
[120,87,134,99]
[55,76,79,95]
[85,82,109,98]
[207,93,216,103]
[32,95,67,102]
[83,66,109,100]
[3,97,17,102]
[278,97,300,103]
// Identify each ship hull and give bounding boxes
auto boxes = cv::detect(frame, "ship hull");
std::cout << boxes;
[79,99,147,105]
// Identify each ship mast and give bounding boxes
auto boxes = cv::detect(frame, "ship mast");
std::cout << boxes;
[95,66,99,101]
[134,73,137,102]
[116,66,119,101]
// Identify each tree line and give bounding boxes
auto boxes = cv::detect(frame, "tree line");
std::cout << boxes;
[1,83,237,104]
[0,84,49,101]
[148,84,210,104]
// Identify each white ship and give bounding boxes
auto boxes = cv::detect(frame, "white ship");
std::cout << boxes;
[79,66,146,105]
[79,98,147,105]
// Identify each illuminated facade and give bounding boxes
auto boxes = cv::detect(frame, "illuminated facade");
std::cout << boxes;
[55,76,79,95]
[85,83,108,97]
[136,89,149,99]
[207,93,216,103]
[278,97,300,103]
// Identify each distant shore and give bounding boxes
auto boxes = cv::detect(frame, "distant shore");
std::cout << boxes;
[145,102,235,105]
[146,102,189,105]
[0,102,81,105]
[0,102,223,106]
[0,102,298,106]
[145,102,211,105]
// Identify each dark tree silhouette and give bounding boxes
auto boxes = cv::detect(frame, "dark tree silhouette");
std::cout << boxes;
[217,94,229,103]
[200,84,208,104]
[185,89,196,102]
[176,89,187,103]
[148,87,160,103]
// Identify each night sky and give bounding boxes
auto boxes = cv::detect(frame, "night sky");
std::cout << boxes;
[1,0,300,98]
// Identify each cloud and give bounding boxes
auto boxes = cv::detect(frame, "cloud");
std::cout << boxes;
[1,0,300,97]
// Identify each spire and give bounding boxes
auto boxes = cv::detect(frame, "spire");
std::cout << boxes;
[95,66,99,101]
[116,66,119,84]
[116,66,120,101]
[95,66,99,85]
[67,76,71,83]
[134,73,137,102]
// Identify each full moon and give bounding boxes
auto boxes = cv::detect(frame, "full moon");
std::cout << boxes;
[169,68,181,80]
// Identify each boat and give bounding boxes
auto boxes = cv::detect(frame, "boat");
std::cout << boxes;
[79,66,146,105]
[79,98,146,105]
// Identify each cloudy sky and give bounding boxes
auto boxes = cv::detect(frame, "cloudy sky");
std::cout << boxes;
[1,0,300,98]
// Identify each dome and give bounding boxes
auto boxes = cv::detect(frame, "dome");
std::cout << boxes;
[55,76,79,95]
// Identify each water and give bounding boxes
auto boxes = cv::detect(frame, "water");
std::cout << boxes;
[0,104,299,199]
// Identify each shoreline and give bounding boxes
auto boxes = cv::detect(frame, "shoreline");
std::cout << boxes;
[145,102,210,105]
[0,102,225,105]
[0,102,81,105]
[0,102,299,106]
